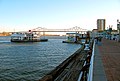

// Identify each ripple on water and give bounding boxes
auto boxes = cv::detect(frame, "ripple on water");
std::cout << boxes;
[0,37,81,80]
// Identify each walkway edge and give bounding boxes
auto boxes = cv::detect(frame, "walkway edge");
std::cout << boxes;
[87,40,95,81]
[93,44,107,81]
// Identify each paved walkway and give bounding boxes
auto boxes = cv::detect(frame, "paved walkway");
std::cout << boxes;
[97,39,120,81]
[93,44,107,81]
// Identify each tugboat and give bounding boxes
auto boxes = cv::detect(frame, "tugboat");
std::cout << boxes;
[11,30,48,42]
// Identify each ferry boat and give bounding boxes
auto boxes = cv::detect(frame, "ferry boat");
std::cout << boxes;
[62,32,88,44]
[62,33,82,43]
[11,30,48,42]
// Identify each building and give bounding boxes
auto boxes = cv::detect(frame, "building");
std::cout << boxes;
[92,29,106,38]
[97,19,106,31]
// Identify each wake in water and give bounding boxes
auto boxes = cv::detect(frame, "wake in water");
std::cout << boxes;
[0,41,11,44]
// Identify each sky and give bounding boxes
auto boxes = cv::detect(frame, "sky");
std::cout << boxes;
[0,0,120,32]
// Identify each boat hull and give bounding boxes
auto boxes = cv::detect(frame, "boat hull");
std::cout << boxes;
[62,41,82,44]
[11,39,48,42]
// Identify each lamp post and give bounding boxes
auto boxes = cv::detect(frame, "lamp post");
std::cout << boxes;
[118,24,120,42]
[117,19,120,42]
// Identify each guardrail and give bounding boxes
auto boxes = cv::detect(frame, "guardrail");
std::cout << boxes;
[77,61,87,81]
[77,40,95,81]
[87,40,95,81]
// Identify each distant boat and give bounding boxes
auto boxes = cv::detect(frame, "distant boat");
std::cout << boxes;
[62,32,90,44]
[62,33,82,44]
[11,31,48,42]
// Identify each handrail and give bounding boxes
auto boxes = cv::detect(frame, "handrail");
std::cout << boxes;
[77,39,95,81]
[77,60,86,81]
[87,40,95,81]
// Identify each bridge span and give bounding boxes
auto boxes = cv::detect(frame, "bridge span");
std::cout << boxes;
[31,26,88,33]
[8,26,89,34]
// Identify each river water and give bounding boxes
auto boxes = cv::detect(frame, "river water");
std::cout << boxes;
[0,36,81,81]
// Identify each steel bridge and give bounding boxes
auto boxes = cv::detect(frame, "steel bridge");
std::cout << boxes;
[31,26,88,33]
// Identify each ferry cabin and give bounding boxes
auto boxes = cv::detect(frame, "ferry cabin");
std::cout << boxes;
[65,33,86,42]
[11,32,39,41]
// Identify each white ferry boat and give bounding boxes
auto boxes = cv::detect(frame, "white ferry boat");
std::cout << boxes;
[62,32,88,44]
[62,33,81,43]
[11,31,48,42]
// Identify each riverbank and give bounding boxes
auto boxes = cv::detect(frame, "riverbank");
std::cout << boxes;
[0,32,10,36]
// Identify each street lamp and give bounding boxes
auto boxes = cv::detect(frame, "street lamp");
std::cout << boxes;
[118,25,120,42]
[117,19,120,42]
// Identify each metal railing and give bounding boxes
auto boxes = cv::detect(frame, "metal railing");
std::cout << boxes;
[77,61,87,81]
[77,40,95,81]
[87,40,95,81]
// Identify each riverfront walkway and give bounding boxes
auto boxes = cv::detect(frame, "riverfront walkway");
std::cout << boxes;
[96,39,120,81]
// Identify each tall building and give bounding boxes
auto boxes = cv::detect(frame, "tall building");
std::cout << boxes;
[97,19,106,31]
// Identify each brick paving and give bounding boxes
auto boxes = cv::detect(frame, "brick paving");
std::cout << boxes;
[98,39,120,81]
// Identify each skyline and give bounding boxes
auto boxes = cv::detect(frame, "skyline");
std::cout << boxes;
[0,0,120,32]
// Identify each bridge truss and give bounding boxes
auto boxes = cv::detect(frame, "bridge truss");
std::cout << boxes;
[31,26,88,33]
